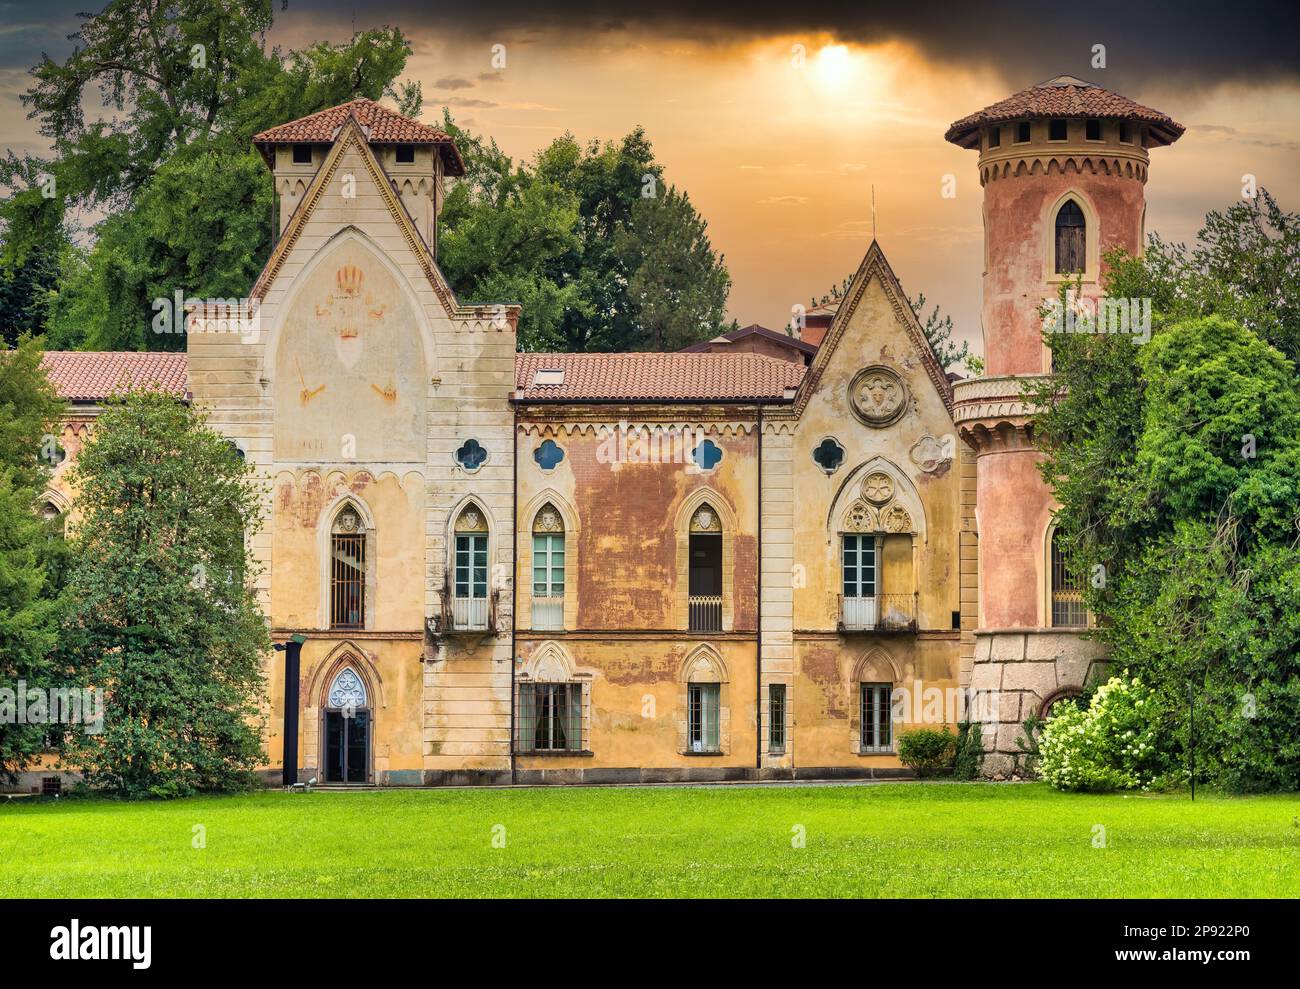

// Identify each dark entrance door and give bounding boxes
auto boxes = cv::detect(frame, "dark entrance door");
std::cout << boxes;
[324,709,370,783]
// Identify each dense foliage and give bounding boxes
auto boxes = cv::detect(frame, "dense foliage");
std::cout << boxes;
[438,114,731,352]
[1038,676,1173,792]
[1,1,733,354]
[1,1,422,351]
[896,727,956,777]
[62,392,269,797]
[0,337,68,781]
[1028,191,1300,792]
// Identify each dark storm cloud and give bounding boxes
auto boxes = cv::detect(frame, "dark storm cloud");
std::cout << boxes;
[300,0,1300,91]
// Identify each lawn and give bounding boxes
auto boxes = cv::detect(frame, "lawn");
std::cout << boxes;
[2,782,1297,897]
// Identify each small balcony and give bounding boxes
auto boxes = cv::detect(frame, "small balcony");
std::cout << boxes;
[531,595,564,631]
[428,586,499,637]
[688,595,723,633]
[453,596,489,631]
[839,592,917,632]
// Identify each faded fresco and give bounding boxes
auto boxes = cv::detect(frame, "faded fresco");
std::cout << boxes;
[273,238,428,463]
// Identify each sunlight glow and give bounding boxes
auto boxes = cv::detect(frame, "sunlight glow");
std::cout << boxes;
[813,44,855,89]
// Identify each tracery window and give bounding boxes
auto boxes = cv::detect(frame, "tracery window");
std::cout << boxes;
[531,505,565,631]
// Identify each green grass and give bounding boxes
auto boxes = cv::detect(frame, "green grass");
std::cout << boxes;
[2,782,1297,897]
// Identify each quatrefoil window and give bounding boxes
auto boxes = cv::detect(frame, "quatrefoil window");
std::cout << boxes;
[534,439,565,471]
[455,439,488,471]
[691,439,723,471]
[812,438,845,473]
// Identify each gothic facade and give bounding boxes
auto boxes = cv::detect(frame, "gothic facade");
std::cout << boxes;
[28,77,1183,787]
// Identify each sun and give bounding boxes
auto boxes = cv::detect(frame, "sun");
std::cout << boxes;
[813,44,854,88]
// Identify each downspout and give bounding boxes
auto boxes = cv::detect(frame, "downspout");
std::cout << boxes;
[510,402,518,785]
[755,403,763,774]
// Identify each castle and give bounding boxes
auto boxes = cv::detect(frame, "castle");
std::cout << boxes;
[29,76,1183,788]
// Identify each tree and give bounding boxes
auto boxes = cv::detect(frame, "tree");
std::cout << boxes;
[0,336,67,782]
[438,116,731,352]
[1105,189,1300,365]
[1028,192,1300,790]
[616,186,730,351]
[3,0,420,349]
[62,392,269,797]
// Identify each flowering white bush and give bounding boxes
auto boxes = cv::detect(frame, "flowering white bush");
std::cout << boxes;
[1038,675,1170,792]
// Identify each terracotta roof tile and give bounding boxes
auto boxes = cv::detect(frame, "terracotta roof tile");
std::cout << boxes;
[253,97,465,174]
[515,352,804,403]
[678,324,817,357]
[946,76,1184,148]
[41,352,189,402]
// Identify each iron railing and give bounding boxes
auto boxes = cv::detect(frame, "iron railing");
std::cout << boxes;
[840,592,917,632]
[688,595,723,632]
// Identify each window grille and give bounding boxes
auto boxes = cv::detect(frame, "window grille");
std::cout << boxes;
[517,683,583,752]
[860,683,892,752]
[1051,531,1088,627]
[330,532,366,629]
[768,684,786,754]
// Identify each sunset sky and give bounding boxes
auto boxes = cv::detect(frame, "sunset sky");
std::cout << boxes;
[2,1,1298,357]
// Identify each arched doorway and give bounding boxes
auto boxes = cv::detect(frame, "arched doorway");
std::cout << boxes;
[323,666,370,783]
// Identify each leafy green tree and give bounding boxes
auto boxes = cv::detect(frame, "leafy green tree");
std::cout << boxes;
[1105,189,1300,364]
[1032,312,1300,790]
[439,116,731,352]
[0,336,67,781]
[4,0,419,349]
[616,186,730,351]
[62,392,269,797]
[1029,191,1300,791]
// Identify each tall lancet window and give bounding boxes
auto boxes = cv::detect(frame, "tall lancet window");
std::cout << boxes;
[1054,200,1086,274]
[330,506,366,630]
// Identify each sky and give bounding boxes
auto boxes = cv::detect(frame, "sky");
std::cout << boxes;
[2,1,1299,358]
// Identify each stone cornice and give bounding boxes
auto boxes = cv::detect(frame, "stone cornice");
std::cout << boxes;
[952,374,1052,426]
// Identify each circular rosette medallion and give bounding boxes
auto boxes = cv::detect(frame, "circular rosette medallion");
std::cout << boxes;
[849,365,908,427]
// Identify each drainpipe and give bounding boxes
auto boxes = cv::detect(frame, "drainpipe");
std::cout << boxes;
[510,403,518,785]
[755,404,763,774]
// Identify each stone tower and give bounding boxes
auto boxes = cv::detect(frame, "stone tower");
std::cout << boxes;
[253,97,463,255]
[945,76,1184,774]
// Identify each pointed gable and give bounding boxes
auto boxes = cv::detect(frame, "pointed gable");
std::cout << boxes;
[788,241,954,419]
[248,116,515,328]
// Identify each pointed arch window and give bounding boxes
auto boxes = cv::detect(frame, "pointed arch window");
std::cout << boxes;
[329,505,366,630]
[531,504,565,631]
[453,505,489,630]
[327,667,368,711]
[1050,529,1087,627]
[1054,200,1086,275]
[324,666,369,783]
[688,504,723,632]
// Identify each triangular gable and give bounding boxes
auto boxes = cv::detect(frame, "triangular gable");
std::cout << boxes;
[784,240,954,418]
[249,117,518,328]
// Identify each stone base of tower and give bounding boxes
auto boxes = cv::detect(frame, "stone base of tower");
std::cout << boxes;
[969,629,1109,777]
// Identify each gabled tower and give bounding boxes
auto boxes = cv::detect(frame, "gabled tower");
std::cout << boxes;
[946,77,1184,774]
[253,98,465,255]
